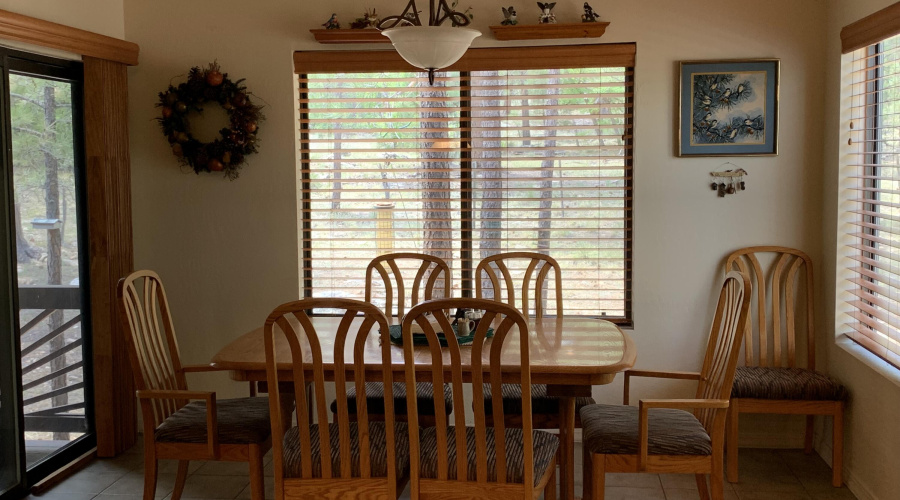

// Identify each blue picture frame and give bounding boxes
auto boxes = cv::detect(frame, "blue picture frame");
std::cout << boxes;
[678,59,779,156]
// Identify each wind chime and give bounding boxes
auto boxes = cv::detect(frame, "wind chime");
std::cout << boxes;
[709,165,748,198]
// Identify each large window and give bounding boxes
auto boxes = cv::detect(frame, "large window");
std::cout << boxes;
[843,33,900,368]
[297,44,634,322]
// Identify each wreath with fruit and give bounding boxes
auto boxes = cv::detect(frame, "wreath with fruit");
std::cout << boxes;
[156,62,264,180]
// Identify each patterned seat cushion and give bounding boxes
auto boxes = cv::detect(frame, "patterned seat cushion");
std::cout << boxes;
[331,382,453,416]
[731,367,848,401]
[580,404,712,456]
[419,426,559,487]
[154,397,270,444]
[482,383,596,415]
[282,422,410,478]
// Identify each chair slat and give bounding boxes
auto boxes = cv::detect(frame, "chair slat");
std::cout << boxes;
[771,253,791,368]
[366,253,452,318]
[475,252,563,319]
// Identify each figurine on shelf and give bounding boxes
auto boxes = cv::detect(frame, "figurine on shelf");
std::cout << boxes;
[322,13,341,29]
[537,2,556,24]
[350,8,379,29]
[582,2,600,22]
[501,6,518,25]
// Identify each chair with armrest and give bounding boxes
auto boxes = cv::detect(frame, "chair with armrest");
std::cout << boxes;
[580,270,751,500]
[724,246,847,486]
[403,297,559,500]
[265,298,409,499]
[333,252,454,427]
[117,270,270,500]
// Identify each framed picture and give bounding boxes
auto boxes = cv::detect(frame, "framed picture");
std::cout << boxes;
[678,59,780,157]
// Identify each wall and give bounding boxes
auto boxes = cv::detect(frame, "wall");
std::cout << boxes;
[822,1,900,499]
[124,0,827,438]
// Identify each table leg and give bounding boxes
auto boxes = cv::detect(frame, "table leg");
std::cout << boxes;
[558,396,576,500]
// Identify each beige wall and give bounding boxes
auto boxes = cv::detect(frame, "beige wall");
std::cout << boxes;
[123,0,829,443]
[0,0,124,39]
[822,1,900,500]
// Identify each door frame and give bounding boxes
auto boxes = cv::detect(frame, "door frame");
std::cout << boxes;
[0,47,95,496]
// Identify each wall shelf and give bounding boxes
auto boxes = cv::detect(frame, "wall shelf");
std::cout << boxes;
[489,22,610,41]
[310,29,390,44]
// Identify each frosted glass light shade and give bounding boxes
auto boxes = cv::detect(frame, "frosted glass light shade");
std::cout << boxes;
[382,26,481,73]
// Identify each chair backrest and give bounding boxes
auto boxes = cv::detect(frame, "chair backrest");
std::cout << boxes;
[116,270,187,430]
[724,246,814,369]
[402,297,533,493]
[475,252,563,318]
[365,252,452,317]
[694,270,752,432]
[263,298,398,489]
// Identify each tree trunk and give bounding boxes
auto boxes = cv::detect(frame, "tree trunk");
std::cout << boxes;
[474,72,503,300]
[14,201,39,263]
[43,85,67,440]
[420,75,452,298]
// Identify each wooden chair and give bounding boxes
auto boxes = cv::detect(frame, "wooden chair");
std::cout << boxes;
[334,252,453,426]
[580,271,751,500]
[724,246,847,487]
[117,270,270,500]
[402,297,558,500]
[265,298,409,499]
[474,252,591,450]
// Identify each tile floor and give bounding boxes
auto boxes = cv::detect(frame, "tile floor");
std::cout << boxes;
[27,442,858,500]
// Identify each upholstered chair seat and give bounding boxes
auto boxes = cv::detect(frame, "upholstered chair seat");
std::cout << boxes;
[332,382,452,417]
[731,367,848,402]
[581,404,712,456]
[418,427,559,486]
[282,422,410,478]
[155,397,270,444]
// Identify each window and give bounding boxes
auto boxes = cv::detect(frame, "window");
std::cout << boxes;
[296,44,634,323]
[843,27,900,368]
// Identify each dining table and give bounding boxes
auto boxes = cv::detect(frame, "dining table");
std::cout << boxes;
[211,315,636,500]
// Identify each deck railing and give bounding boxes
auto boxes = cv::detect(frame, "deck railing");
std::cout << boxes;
[19,285,88,435]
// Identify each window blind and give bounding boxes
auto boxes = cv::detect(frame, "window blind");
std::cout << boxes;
[298,45,634,321]
[844,34,900,368]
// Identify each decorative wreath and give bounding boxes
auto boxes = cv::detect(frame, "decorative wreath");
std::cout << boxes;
[156,62,264,180]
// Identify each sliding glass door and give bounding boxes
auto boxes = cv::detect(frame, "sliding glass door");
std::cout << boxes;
[0,49,93,499]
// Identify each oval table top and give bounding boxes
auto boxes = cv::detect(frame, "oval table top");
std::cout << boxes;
[211,315,636,386]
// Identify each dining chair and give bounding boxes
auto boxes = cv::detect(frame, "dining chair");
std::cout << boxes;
[724,246,847,486]
[333,252,453,426]
[264,298,409,499]
[580,270,751,500]
[117,270,271,500]
[402,297,559,500]
[475,252,592,471]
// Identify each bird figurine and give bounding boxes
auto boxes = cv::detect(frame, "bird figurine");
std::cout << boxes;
[501,6,518,25]
[322,13,341,30]
[582,2,600,22]
[537,2,556,24]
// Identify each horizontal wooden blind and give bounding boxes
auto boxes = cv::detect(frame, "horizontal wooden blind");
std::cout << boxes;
[299,47,633,320]
[844,34,900,368]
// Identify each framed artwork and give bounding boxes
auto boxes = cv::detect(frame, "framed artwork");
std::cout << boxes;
[678,59,780,157]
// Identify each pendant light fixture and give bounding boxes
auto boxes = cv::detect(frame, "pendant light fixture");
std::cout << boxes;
[379,0,481,85]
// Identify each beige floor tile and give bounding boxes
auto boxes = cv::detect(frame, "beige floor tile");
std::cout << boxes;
[735,491,812,500]
[155,460,205,475]
[604,473,662,488]
[102,472,177,498]
[665,488,739,500]
[234,476,274,500]
[42,470,125,495]
[24,492,94,500]
[659,473,704,490]
[179,474,249,499]
[192,461,257,476]
[603,486,667,500]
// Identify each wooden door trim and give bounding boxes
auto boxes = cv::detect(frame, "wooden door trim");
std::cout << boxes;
[0,9,138,65]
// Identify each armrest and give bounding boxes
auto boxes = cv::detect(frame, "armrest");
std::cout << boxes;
[623,370,703,405]
[180,364,224,373]
[136,390,219,459]
[636,398,729,470]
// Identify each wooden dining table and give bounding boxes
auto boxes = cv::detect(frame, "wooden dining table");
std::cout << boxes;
[211,315,635,500]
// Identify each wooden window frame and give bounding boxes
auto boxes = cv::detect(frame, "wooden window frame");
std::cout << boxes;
[295,43,635,325]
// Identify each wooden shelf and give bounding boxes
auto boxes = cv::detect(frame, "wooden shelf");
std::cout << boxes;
[310,29,390,44]
[489,22,609,41]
